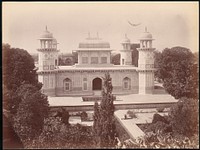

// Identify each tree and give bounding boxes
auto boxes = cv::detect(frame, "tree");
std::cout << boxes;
[155,46,198,99]
[93,73,117,148]
[111,53,120,65]
[3,44,42,116]
[61,108,70,125]
[65,58,73,65]
[3,43,42,91]
[3,113,24,149]
[58,57,64,65]
[93,101,100,144]
[169,97,198,137]
[154,50,162,83]
[193,51,198,63]
[13,84,49,143]
[29,117,96,149]
[154,50,162,69]
[72,51,78,63]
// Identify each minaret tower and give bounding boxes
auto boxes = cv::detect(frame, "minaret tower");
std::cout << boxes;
[137,27,155,94]
[120,34,132,65]
[37,26,59,96]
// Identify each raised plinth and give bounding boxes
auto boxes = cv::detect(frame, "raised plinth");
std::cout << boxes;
[37,48,59,52]
[137,48,155,51]
[48,94,178,112]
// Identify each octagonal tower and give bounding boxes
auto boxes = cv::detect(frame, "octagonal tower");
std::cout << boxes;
[120,34,132,65]
[137,27,155,94]
[37,26,59,96]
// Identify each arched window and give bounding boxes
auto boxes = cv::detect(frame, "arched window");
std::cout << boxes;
[123,77,131,90]
[83,78,87,91]
[63,78,71,91]
[55,59,57,66]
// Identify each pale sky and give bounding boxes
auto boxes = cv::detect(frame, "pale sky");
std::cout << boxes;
[2,2,199,54]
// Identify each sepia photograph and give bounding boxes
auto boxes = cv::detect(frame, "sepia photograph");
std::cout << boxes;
[2,1,199,149]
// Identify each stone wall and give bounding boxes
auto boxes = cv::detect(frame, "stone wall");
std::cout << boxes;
[42,69,139,96]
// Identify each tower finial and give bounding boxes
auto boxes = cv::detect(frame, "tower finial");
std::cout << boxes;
[46,25,48,31]
[145,27,147,32]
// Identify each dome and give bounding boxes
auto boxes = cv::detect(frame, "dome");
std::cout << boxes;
[78,36,110,49]
[122,34,131,43]
[40,26,53,39]
[140,27,153,40]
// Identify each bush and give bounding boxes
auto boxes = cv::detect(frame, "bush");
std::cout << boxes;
[124,131,199,148]
[169,97,199,137]
[145,121,172,134]
[27,117,96,149]
[81,111,88,121]
[13,84,49,143]
[152,113,169,124]
[127,110,137,118]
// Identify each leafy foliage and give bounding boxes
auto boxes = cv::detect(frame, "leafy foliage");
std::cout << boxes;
[80,111,88,121]
[72,51,78,63]
[28,117,96,149]
[3,44,42,92]
[145,121,172,134]
[169,97,199,137]
[155,47,198,99]
[126,110,137,118]
[152,113,169,124]
[154,50,162,69]
[111,53,120,65]
[110,43,140,66]
[3,114,24,149]
[124,131,199,148]
[13,84,49,143]
[3,44,43,116]
[136,97,199,148]
[93,73,117,148]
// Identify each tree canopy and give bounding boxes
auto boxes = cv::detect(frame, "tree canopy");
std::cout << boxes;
[3,44,42,92]
[111,53,120,65]
[155,46,198,99]
[3,44,43,114]
[169,97,198,137]
[3,44,49,147]
[13,84,49,142]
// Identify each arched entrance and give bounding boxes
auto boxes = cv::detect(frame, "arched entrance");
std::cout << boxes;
[92,78,102,90]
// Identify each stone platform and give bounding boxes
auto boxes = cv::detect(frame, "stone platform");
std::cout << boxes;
[48,94,178,112]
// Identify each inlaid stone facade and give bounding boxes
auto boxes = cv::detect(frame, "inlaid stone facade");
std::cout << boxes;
[37,27,155,96]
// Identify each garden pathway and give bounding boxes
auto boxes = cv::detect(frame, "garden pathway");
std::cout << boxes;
[114,109,169,140]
